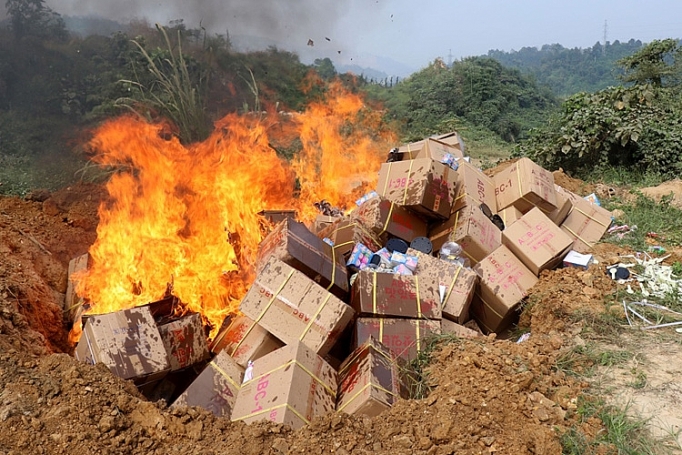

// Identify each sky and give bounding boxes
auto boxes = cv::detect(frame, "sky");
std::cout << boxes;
[40,0,682,75]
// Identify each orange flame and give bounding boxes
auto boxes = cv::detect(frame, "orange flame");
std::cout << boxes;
[74,81,393,338]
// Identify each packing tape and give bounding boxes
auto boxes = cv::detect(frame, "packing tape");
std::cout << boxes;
[379,319,384,341]
[333,240,355,250]
[336,382,396,414]
[428,209,459,244]
[415,321,421,354]
[243,359,336,398]
[407,143,413,160]
[338,343,396,375]
[300,293,332,343]
[372,272,378,315]
[572,206,610,228]
[562,225,594,249]
[234,403,308,426]
[443,265,463,306]
[381,163,392,197]
[401,159,415,206]
[378,201,395,237]
[415,276,422,318]
[210,362,241,390]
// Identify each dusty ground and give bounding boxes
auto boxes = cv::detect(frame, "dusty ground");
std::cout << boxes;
[0,176,680,454]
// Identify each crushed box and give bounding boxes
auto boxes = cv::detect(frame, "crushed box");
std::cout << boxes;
[501,207,574,276]
[210,314,284,368]
[239,257,355,356]
[158,312,210,371]
[317,218,383,258]
[441,319,481,338]
[493,158,557,213]
[354,317,441,362]
[231,342,337,430]
[377,158,459,220]
[547,184,573,225]
[257,218,348,299]
[350,270,442,320]
[350,196,428,243]
[471,245,538,334]
[172,350,244,418]
[336,337,410,417]
[65,252,91,322]
[560,192,612,253]
[452,160,496,213]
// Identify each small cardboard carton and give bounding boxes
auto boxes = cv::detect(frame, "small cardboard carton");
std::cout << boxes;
[501,207,574,276]
[172,351,244,418]
[231,342,337,430]
[317,218,383,258]
[432,131,466,153]
[350,196,428,243]
[452,160,497,214]
[471,245,538,334]
[547,185,573,225]
[397,136,465,160]
[350,270,442,320]
[74,306,170,385]
[493,158,557,213]
[377,158,459,220]
[407,248,478,323]
[560,192,612,253]
[239,257,355,356]
[354,317,441,362]
[563,250,594,270]
[336,337,410,417]
[497,205,523,229]
[428,200,502,265]
[440,319,481,338]
[209,314,284,368]
[257,218,348,299]
[65,252,91,322]
[158,312,210,371]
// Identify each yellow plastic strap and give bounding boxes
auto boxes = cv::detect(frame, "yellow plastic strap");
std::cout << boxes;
[407,143,413,159]
[443,265,463,306]
[563,225,594,248]
[379,202,395,236]
[234,403,309,425]
[415,321,421,353]
[333,240,355,250]
[381,163,392,197]
[372,272,378,314]
[210,362,241,390]
[337,382,396,414]
[243,359,336,398]
[338,344,396,375]
[415,276,422,318]
[327,246,336,291]
[574,207,609,227]
[401,159,415,206]
[379,319,384,341]
[300,294,332,342]
[234,269,295,352]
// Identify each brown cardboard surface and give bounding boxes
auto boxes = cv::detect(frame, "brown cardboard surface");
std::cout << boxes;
[354,318,441,362]
[65,253,90,322]
[501,208,574,276]
[428,200,502,264]
[311,215,340,234]
[210,314,284,368]
[317,218,383,258]
[158,313,210,371]
[74,306,170,383]
[452,161,496,213]
[231,342,337,430]
[350,270,442,320]
[471,245,538,334]
[407,248,478,323]
[440,319,481,338]
[336,337,409,417]
[350,196,428,243]
[547,185,573,225]
[432,131,465,152]
[418,138,466,162]
[172,351,244,418]
[493,158,557,213]
[256,218,349,299]
[239,257,355,356]
[560,191,612,253]
[377,158,459,220]
[497,205,523,229]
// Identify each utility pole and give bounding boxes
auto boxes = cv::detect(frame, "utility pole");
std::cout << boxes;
[447,49,453,67]
[603,20,608,54]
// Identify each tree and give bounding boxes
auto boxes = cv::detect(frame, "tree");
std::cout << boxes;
[5,0,67,40]
[617,38,680,86]
[313,58,337,80]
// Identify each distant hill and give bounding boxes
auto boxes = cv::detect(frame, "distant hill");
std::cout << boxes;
[336,64,387,81]
[63,15,125,37]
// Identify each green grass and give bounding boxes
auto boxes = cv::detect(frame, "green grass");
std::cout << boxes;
[555,343,634,377]
[584,166,666,188]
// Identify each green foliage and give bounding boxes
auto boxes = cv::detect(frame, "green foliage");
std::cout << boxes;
[5,0,67,41]
[617,38,681,87]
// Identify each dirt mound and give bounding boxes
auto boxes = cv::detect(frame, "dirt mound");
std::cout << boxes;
[639,180,682,209]
[552,170,595,196]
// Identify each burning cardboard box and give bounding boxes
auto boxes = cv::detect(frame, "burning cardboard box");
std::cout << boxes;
[336,337,411,418]
[502,207,574,276]
[210,315,284,368]
[493,158,557,214]
[440,319,481,338]
[311,215,340,234]
[377,158,459,220]
[231,342,337,430]
[452,160,496,214]
[172,350,244,418]
[257,218,349,299]
[396,137,465,162]
[497,205,523,229]
[75,306,170,386]
[428,200,502,264]
[317,218,383,258]
[240,257,355,356]
[354,317,441,362]
[65,252,91,322]
[350,270,442,320]
[560,192,612,253]
[350,196,428,243]
[158,312,210,372]
[258,210,297,225]
[470,245,538,334]
[407,248,478,324]
[547,184,573,225]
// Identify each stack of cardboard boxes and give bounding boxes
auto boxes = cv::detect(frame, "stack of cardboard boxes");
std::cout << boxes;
[71,131,613,429]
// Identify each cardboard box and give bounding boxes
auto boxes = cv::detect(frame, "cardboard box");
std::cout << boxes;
[317,218,383,258]
[257,218,348,299]
[157,313,210,372]
[172,351,244,418]
[74,306,170,384]
[336,337,410,417]
[560,192,612,253]
[354,318,441,362]
[547,185,573,225]
[240,257,355,356]
[471,246,538,334]
[65,253,91,322]
[231,342,337,430]
[452,161,496,213]
[258,210,297,225]
[311,215,340,234]
[497,205,523,229]
[350,196,428,243]
[350,270,442,320]
[493,158,557,213]
[441,319,481,338]
[209,315,284,368]
[397,137,465,161]
[377,158,459,220]
[428,200,502,264]
[501,208,574,276]
[563,250,594,270]
[407,248,478,323]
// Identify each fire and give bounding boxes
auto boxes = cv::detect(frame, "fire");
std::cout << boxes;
[74,81,393,338]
